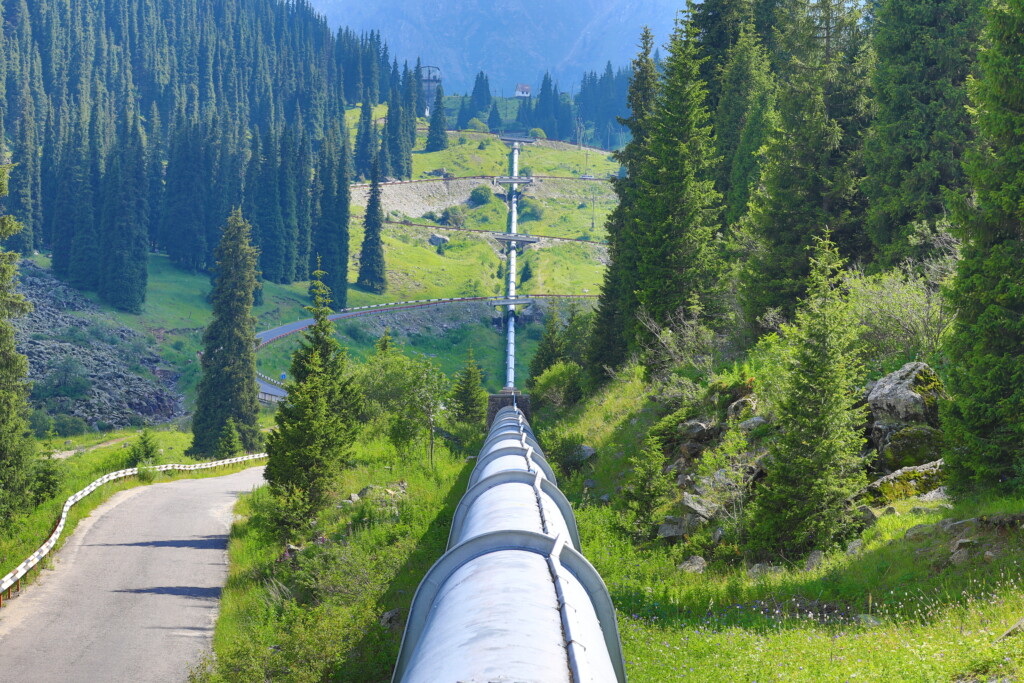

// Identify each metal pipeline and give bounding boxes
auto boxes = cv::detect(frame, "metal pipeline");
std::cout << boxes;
[392,407,627,683]
[505,143,520,389]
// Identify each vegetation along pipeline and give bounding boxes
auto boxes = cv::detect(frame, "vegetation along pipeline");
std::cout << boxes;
[392,405,626,683]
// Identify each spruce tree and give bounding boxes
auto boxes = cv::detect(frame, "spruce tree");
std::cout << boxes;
[265,271,360,510]
[426,85,449,152]
[714,24,778,226]
[633,17,725,331]
[487,104,503,133]
[470,71,492,114]
[943,0,1024,495]
[214,418,244,460]
[743,0,873,322]
[744,235,866,559]
[450,349,488,427]
[354,94,375,180]
[99,117,149,313]
[529,308,564,386]
[189,209,261,457]
[356,156,387,293]
[0,165,35,525]
[862,0,983,265]
[691,0,755,110]
[588,27,659,380]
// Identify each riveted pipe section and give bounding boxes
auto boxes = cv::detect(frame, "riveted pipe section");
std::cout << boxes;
[505,143,520,389]
[392,406,626,683]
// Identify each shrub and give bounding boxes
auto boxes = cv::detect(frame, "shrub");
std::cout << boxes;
[621,436,675,541]
[466,117,489,132]
[127,428,160,467]
[30,458,65,506]
[52,414,88,437]
[539,426,586,477]
[528,127,547,139]
[468,185,493,207]
[518,197,544,222]
[532,361,585,411]
[30,409,52,438]
[440,206,466,228]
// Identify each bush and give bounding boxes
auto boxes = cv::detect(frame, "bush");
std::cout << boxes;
[30,409,52,438]
[30,458,66,506]
[621,436,675,540]
[518,197,544,222]
[440,206,466,228]
[539,426,586,477]
[466,117,488,133]
[532,361,585,411]
[52,414,89,437]
[468,185,493,207]
[127,429,159,467]
[528,127,547,139]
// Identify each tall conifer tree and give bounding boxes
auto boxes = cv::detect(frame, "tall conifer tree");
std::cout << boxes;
[633,16,726,332]
[189,209,261,457]
[266,270,361,511]
[0,165,35,524]
[354,93,376,180]
[449,349,488,427]
[426,85,449,152]
[588,27,659,379]
[356,156,387,293]
[743,0,873,322]
[943,0,1024,495]
[862,0,983,265]
[98,118,149,313]
[745,235,866,559]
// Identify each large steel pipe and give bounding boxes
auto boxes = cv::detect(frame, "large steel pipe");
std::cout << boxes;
[393,407,626,682]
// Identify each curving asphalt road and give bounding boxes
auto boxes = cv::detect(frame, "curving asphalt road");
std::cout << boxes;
[0,467,265,683]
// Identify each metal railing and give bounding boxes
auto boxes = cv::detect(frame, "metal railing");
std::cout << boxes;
[0,453,267,606]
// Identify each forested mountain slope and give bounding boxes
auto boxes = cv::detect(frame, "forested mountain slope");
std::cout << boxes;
[308,0,680,92]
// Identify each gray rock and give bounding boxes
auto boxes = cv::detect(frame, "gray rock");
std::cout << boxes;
[856,460,945,506]
[680,420,714,442]
[867,362,947,427]
[846,539,864,556]
[739,417,768,432]
[858,505,878,528]
[949,549,971,566]
[598,494,611,504]
[348,493,361,503]
[678,556,707,574]
[712,528,725,545]
[379,608,403,631]
[359,486,378,498]
[904,523,934,541]
[918,487,949,502]
[882,507,898,516]
[727,396,758,420]
[583,479,596,489]
[747,563,783,579]
[580,446,596,461]
[428,233,450,247]
[657,513,706,540]
[805,550,825,571]
[681,493,717,520]
[984,550,998,563]
[950,538,976,554]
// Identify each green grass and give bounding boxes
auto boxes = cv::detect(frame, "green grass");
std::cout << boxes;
[534,366,1024,682]
[197,434,475,682]
[1,427,266,582]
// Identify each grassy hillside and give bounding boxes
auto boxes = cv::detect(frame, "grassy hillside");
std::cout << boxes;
[531,367,1024,682]
[41,127,609,402]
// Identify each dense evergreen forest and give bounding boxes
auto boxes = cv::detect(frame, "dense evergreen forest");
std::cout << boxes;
[0,0,421,312]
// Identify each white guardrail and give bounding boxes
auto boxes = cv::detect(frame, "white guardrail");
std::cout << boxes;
[0,453,267,601]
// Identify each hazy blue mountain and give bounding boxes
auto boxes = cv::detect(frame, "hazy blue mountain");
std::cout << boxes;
[311,0,680,93]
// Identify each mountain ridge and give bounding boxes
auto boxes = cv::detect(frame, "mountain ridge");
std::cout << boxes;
[309,0,679,92]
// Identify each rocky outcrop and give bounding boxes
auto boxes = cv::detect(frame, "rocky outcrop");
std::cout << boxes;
[855,460,945,506]
[14,262,183,428]
[866,363,948,470]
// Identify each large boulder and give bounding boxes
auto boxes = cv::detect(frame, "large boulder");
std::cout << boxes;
[867,363,948,470]
[657,513,707,540]
[868,362,947,427]
[855,460,945,506]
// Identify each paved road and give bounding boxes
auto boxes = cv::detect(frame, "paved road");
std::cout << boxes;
[0,467,265,683]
